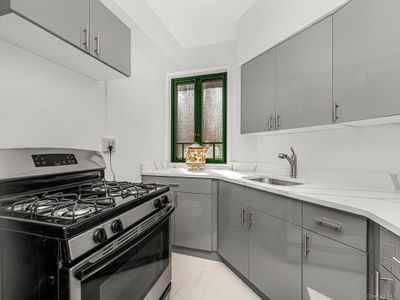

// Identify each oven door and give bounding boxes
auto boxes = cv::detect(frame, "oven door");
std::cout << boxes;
[69,207,173,300]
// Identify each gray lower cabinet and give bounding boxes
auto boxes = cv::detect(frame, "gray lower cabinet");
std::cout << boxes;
[303,229,367,300]
[174,192,212,251]
[333,0,400,122]
[218,180,303,298]
[379,265,400,300]
[276,16,333,130]
[142,176,214,251]
[90,0,131,76]
[241,49,276,134]
[249,209,302,300]
[10,0,90,51]
[218,182,249,277]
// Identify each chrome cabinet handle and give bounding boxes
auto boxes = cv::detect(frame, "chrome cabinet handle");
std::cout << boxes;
[313,217,343,231]
[247,211,254,228]
[82,25,89,49]
[241,208,247,225]
[375,271,380,300]
[276,114,281,129]
[94,32,100,54]
[392,256,400,265]
[268,115,274,130]
[304,233,311,257]
[168,183,180,188]
[333,101,339,122]
[174,193,178,208]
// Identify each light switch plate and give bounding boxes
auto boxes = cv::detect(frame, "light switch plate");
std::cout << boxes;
[101,137,116,152]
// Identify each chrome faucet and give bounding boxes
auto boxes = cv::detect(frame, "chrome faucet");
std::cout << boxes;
[278,147,297,178]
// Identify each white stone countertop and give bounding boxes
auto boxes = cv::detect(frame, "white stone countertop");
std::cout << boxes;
[142,168,400,237]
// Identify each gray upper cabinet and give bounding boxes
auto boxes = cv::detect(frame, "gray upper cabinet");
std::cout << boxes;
[248,209,302,300]
[90,0,131,76]
[0,0,130,80]
[174,192,212,251]
[303,229,367,300]
[276,16,333,130]
[241,49,276,134]
[10,0,90,51]
[218,181,249,277]
[333,0,400,122]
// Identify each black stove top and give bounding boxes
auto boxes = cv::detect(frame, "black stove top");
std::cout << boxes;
[0,180,163,224]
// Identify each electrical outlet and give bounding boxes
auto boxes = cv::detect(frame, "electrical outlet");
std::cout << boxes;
[101,137,117,152]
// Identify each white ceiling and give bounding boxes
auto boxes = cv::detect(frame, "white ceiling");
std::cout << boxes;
[145,0,257,48]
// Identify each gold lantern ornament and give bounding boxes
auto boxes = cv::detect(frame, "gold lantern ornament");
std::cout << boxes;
[185,143,210,171]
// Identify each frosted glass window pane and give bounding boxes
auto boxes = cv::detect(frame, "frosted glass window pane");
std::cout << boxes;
[176,83,195,143]
[215,144,223,159]
[204,144,213,158]
[176,145,183,160]
[202,80,223,143]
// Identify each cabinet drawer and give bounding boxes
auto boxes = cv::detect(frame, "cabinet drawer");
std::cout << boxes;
[381,227,400,280]
[142,176,212,194]
[303,203,367,251]
[219,181,301,226]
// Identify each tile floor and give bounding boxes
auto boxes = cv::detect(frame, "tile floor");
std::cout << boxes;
[171,253,261,300]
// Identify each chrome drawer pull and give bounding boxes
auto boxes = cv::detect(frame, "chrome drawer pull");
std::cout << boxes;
[167,183,180,187]
[313,217,343,231]
[375,271,380,299]
[392,256,400,265]
[380,277,393,282]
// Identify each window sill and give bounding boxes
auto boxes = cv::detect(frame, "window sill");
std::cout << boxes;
[168,162,232,170]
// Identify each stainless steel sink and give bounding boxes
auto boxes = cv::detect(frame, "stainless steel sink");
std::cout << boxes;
[248,177,304,186]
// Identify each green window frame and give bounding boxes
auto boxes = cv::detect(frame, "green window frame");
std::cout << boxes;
[171,72,227,164]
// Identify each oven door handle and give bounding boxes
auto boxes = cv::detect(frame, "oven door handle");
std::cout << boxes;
[74,208,174,281]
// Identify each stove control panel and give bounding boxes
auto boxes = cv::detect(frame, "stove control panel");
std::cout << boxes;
[111,219,124,233]
[154,195,170,209]
[93,228,108,244]
[32,154,78,167]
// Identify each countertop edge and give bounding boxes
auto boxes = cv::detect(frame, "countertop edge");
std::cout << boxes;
[142,170,400,237]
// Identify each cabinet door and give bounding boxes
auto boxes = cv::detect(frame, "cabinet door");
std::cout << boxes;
[303,230,367,300]
[10,0,89,50]
[276,16,333,130]
[90,0,130,76]
[218,182,249,277]
[241,49,276,134]
[333,0,400,122]
[249,209,302,300]
[174,192,212,251]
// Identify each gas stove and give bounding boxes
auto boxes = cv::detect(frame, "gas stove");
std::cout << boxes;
[0,180,163,224]
[0,148,173,300]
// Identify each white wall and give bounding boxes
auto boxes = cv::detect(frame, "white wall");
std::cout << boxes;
[102,0,181,182]
[237,0,349,64]
[0,39,106,150]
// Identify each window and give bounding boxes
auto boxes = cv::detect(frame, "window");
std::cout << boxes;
[171,73,227,163]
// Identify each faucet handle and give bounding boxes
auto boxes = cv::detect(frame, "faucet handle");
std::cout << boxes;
[290,147,296,156]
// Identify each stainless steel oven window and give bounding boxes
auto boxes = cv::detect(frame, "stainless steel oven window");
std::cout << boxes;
[69,215,171,300]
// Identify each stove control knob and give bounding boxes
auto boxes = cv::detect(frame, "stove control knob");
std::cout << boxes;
[154,198,162,209]
[93,228,107,244]
[160,195,170,205]
[111,219,124,234]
